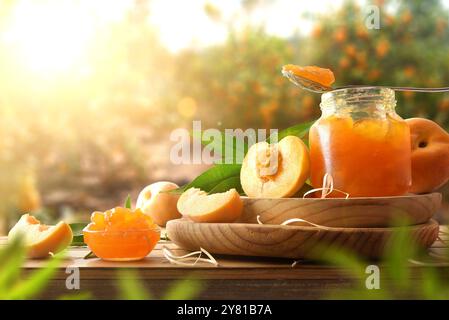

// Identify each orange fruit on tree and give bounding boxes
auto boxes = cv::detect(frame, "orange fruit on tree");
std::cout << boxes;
[406,118,449,194]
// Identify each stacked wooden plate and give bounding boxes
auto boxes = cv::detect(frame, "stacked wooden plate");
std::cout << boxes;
[166,193,441,260]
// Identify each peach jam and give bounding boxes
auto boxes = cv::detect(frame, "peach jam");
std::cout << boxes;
[309,87,411,197]
[83,207,160,261]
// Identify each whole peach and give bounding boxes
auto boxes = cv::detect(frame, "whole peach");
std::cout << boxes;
[406,118,449,194]
[136,181,181,226]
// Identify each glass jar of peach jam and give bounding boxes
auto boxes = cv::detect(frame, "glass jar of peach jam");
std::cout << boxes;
[309,87,411,197]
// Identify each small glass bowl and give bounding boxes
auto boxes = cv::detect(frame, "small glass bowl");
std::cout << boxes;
[83,227,160,261]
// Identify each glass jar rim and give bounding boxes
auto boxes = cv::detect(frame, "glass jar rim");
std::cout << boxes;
[321,86,396,109]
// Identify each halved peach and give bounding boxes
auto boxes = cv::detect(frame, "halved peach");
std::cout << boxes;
[8,214,73,258]
[177,188,243,223]
[240,135,310,198]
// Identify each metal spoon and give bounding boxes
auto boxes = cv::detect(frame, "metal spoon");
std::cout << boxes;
[282,69,449,94]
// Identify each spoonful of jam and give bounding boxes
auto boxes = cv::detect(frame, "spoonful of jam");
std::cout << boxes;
[282,64,449,93]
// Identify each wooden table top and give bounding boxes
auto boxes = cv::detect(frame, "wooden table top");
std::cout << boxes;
[2,226,449,299]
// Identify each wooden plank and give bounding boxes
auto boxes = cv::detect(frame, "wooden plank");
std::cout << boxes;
[2,227,448,299]
[0,224,447,280]
[36,278,361,300]
[240,193,441,228]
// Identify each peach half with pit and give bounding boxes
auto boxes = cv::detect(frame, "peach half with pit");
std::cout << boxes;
[240,135,310,198]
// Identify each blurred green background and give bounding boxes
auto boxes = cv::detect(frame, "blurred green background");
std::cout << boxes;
[1,0,449,233]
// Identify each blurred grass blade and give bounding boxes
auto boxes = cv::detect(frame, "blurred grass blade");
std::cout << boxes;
[6,252,63,300]
[316,245,367,279]
[0,238,26,295]
[0,250,25,293]
[0,237,22,262]
[316,245,391,299]
[384,219,416,290]
[116,269,152,300]
[163,278,202,300]
[59,292,93,300]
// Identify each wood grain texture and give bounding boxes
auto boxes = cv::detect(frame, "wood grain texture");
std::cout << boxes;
[1,230,448,299]
[166,219,439,260]
[239,193,441,228]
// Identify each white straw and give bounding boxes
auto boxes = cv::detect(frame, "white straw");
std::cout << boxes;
[257,215,330,229]
[303,173,349,199]
[162,245,218,267]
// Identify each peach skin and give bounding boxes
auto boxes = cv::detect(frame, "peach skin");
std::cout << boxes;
[406,118,449,193]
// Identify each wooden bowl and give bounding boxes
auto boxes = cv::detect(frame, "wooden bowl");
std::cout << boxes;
[166,219,439,260]
[239,193,441,228]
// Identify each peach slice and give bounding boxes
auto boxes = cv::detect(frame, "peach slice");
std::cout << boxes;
[240,135,310,198]
[177,188,243,223]
[8,214,73,258]
[136,181,181,226]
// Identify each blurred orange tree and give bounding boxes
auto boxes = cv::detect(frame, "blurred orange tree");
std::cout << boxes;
[307,0,449,123]
[179,0,449,130]
[174,27,314,130]
[0,0,180,227]
[1,0,449,228]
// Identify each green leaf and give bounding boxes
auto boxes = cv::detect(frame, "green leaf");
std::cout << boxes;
[124,195,132,209]
[71,240,86,247]
[171,164,242,194]
[174,121,315,195]
[196,121,314,164]
[163,278,203,300]
[208,176,244,194]
[69,223,87,246]
[194,130,248,164]
[267,121,314,144]
[70,223,87,235]
[84,251,97,259]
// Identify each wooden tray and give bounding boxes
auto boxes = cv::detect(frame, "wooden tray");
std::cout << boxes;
[239,193,441,228]
[166,219,439,260]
